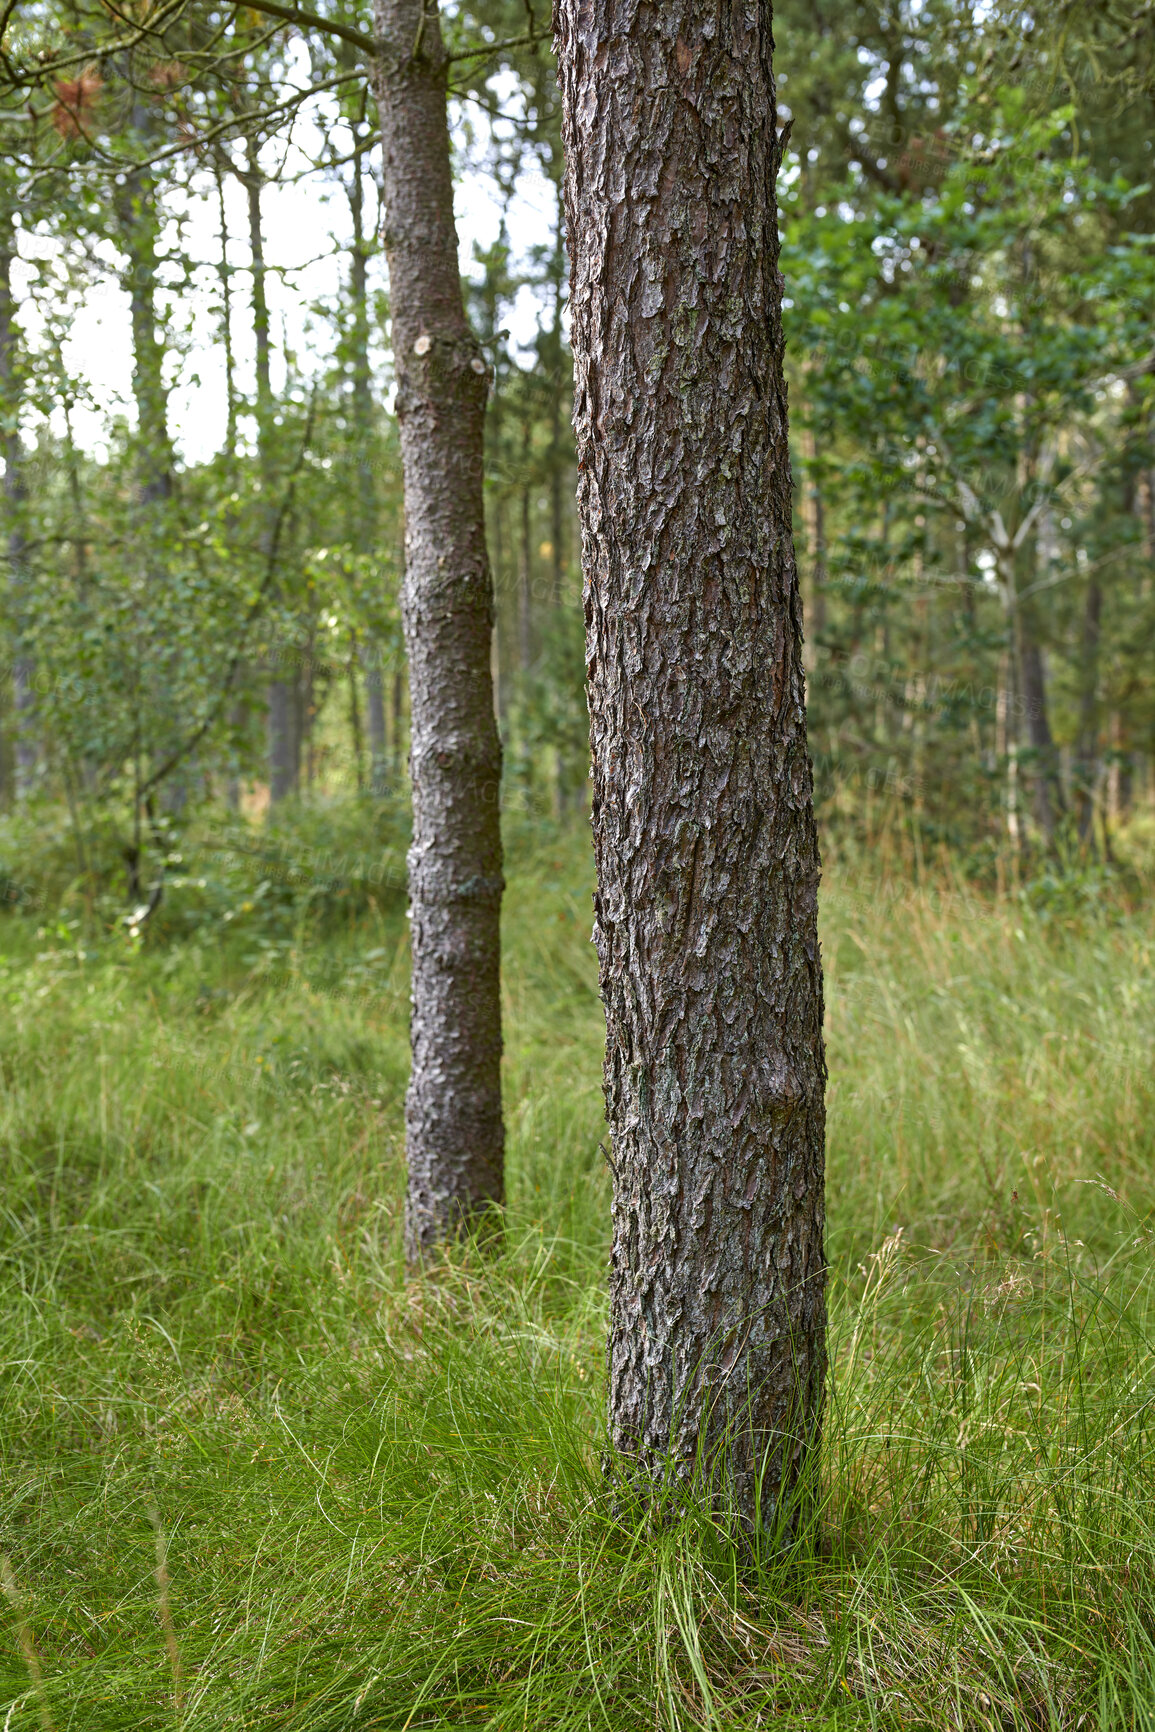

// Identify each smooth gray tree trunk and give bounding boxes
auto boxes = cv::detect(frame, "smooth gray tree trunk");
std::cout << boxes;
[371,0,504,1259]
[556,0,827,1542]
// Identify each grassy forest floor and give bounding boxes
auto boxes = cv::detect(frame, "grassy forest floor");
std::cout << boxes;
[1,809,1155,1729]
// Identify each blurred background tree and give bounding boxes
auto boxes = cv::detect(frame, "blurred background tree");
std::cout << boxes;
[0,0,1151,923]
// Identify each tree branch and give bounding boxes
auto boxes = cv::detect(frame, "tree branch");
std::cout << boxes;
[447,30,543,62]
[223,0,377,59]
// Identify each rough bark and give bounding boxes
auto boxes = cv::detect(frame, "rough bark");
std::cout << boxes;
[371,0,504,1259]
[556,0,826,1540]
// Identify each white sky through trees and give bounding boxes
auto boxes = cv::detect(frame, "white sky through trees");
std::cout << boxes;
[13,48,557,465]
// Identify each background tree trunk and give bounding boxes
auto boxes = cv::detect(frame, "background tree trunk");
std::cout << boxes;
[246,141,295,806]
[518,461,532,674]
[556,0,827,1541]
[347,144,389,795]
[214,157,238,477]
[549,181,566,608]
[118,103,175,870]
[347,139,377,546]
[1016,598,1064,843]
[371,0,504,1259]
[0,211,36,798]
[118,106,175,508]
[392,665,404,781]
[363,646,388,790]
[996,646,1021,854]
[800,424,827,676]
[1074,568,1102,846]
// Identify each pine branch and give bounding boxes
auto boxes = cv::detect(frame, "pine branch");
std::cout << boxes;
[223,0,377,58]
[446,29,544,63]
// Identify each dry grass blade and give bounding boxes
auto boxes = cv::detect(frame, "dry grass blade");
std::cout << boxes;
[0,1555,57,1732]
[145,1497,185,1721]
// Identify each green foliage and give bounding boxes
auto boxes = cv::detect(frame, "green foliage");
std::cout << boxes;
[0,790,411,953]
[3,0,1151,866]
[771,0,1155,860]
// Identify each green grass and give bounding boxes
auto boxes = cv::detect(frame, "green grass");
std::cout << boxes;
[2,810,1155,1729]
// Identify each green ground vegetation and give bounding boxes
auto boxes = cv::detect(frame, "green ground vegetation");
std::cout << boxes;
[1,807,1155,1730]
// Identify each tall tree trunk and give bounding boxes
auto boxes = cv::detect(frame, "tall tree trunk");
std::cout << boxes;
[347,144,389,794]
[247,142,294,805]
[216,157,245,812]
[118,110,174,507]
[226,694,245,810]
[214,156,238,474]
[1015,600,1064,843]
[302,632,317,788]
[117,105,175,875]
[1074,569,1102,846]
[518,461,532,673]
[267,681,295,803]
[556,0,826,1541]
[800,423,826,676]
[391,665,404,781]
[347,140,377,549]
[11,661,35,794]
[364,646,388,790]
[549,177,566,608]
[291,665,304,789]
[1107,711,1130,826]
[996,647,1020,855]
[348,639,365,792]
[0,212,36,798]
[492,495,509,725]
[371,0,504,1259]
